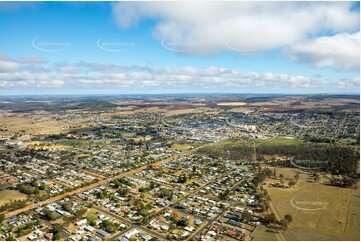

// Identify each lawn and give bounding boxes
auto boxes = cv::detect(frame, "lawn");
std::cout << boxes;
[0,190,27,206]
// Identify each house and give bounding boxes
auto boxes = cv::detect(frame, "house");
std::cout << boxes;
[224,214,241,222]
[161,225,169,231]
[227,230,236,237]
[90,235,102,241]
[28,234,37,241]
[34,229,43,235]
[195,220,202,226]
[76,219,87,226]
[84,225,95,232]
[124,229,139,239]
[44,233,53,240]
[140,233,152,241]
[96,229,110,238]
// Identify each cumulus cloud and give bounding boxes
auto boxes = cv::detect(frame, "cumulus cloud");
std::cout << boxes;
[286,32,360,71]
[112,2,359,54]
[111,2,360,71]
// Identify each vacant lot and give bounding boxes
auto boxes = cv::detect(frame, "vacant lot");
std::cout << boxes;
[264,167,359,241]
[0,190,27,206]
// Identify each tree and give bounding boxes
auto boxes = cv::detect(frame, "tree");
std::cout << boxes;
[173,211,180,220]
[177,217,189,226]
[264,213,277,224]
[0,213,5,224]
[273,168,277,178]
[288,180,297,188]
[192,165,197,173]
[51,224,62,234]
[6,236,16,241]
[177,173,187,183]
[279,219,288,230]
[284,214,293,223]
[54,233,61,241]
[314,174,320,183]
[44,209,56,220]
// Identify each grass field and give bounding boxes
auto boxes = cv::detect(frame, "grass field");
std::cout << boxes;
[264,166,359,241]
[0,190,27,206]
[251,225,278,241]
[256,136,303,146]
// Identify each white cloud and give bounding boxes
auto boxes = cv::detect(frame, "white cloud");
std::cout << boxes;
[0,53,19,72]
[286,32,360,71]
[112,2,359,54]
[0,52,358,92]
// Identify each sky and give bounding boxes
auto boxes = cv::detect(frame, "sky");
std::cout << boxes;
[0,1,359,95]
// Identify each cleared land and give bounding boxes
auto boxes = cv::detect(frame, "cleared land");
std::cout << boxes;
[264,166,359,241]
[0,190,27,206]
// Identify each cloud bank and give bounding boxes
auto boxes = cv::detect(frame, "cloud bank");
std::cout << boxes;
[0,53,358,93]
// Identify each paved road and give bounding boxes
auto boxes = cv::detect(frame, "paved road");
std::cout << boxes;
[4,155,176,218]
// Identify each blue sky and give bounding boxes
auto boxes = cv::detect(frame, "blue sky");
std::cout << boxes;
[0,1,359,95]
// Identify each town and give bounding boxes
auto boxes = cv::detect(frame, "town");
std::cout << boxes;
[0,94,359,241]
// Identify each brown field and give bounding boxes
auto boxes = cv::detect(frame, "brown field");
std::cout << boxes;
[0,116,66,135]
[263,166,360,241]
[251,225,278,241]
[0,190,27,206]
[166,107,220,116]
[248,102,277,106]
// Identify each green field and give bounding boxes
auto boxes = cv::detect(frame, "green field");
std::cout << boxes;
[0,190,27,206]
[265,167,359,241]
[256,137,303,146]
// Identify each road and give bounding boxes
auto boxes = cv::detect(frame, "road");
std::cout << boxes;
[4,155,177,218]
[92,204,166,240]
